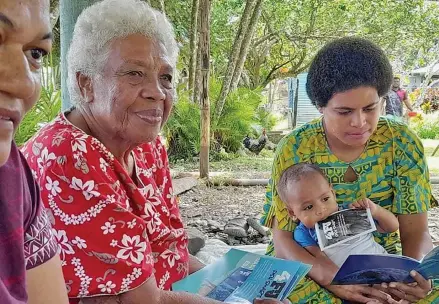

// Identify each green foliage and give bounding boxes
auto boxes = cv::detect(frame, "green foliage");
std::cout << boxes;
[411,120,439,139]
[163,89,201,161]
[255,107,277,132]
[165,77,274,161]
[163,0,439,89]
[212,79,263,152]
[14,54,61,146]
[248,0,439,87]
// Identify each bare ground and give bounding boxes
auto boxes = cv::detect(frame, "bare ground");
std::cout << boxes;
[179,183,439,246]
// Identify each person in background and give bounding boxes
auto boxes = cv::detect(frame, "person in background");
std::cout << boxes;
[393,76,412,112]
[21,0,288,304]
[0,0,68,303]
[384,76,413,120]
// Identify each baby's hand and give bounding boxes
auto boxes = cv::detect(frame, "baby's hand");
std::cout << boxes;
[349,198,377,215]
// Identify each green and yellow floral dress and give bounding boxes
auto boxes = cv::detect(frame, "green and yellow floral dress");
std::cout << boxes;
[260,116,439,304]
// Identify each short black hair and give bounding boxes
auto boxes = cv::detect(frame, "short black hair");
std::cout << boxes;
[394,76,400,80]
[277,163,328,204]
[306,37,393,108]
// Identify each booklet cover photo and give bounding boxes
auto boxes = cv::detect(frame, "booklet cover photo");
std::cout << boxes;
[172,249,311,303]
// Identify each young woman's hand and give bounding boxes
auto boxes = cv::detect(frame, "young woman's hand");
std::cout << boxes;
[381,271,432,303]
[326,284,389,303]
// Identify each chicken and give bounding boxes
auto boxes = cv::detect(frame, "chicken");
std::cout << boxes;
[243,129,268,155]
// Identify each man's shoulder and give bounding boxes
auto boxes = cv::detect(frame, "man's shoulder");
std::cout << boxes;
[387,90,399,98]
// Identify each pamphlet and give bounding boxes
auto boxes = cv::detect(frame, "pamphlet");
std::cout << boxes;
[315,208,376,251]
[332,246,439,285]
[172,248,311,303]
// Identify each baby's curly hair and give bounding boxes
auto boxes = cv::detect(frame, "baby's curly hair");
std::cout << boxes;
[306,37,393,108]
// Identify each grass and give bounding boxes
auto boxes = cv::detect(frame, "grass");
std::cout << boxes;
[425,146,439,176]
[170,150,274,176]
[425,146,435,157]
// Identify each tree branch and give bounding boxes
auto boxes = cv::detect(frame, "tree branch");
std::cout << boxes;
[252,32,279,47]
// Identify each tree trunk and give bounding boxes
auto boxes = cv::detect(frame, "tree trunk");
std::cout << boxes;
[60,0,98,110]
[292,78,299,128]
[214,0,256,122]
[193,47,202,105]
[158,0,165,13]
[188,0,200,101]
[268,82,273,108]
[149,0,165,12]
[199,0,211,179]
[230,0,263,91]
[268,79,278,111]
[50,0,60,29]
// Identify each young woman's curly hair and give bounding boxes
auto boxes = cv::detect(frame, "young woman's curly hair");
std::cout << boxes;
[306,37,393,108]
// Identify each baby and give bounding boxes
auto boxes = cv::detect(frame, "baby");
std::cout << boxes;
[277,163,399,267]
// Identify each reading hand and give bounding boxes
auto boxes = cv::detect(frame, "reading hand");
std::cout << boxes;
[383,271,432,303]
[326,285,389,303]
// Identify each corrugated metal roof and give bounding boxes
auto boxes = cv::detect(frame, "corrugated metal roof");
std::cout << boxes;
[290,73,321,127]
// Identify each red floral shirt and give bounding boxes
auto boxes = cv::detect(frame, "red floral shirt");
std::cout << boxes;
[22,114,189,302]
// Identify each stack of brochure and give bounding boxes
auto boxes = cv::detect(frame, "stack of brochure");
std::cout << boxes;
[172,248,311,303]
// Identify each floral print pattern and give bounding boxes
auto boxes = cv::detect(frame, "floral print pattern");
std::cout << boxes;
[22,114,189,302]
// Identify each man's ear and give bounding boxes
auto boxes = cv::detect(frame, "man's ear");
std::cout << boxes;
[76,72,94,103]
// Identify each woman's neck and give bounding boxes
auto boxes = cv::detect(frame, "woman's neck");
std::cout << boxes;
[66,108,135,175]
[323,120,366,163]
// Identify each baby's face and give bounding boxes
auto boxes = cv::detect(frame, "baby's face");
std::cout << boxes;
[285,173,339,229]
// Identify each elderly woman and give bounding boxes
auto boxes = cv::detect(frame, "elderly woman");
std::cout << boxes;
[0,0,68,303]
[260,37,439,304]
[22,1,284,304]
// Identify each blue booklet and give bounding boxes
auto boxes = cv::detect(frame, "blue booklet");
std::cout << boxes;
[332,246,439,285]
[172,248,311,303]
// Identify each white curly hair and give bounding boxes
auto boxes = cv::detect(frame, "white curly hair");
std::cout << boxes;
[67,0,179,106]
